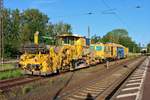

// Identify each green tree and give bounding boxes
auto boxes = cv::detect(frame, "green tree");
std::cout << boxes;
[147,43,150,53]
[91,34,101,43]
[2,9,22,57]
[42,23,55,45]
[11,9,21,48]
[3,9,12,57]
[20,9,49,44]
[101,29,128,43]
[53,22,72,35]
[101,29,140,53]
[2,8,72,58]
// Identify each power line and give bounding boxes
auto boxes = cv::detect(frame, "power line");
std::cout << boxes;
[101,0,128,28]
[101,0,142,45]
[50,8,116,19]
[50,12,96,19]
[102,0,139,38]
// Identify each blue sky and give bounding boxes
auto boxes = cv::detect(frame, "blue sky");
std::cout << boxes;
[4,0,150,46]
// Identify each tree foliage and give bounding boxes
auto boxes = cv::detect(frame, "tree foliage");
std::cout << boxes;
[3,9,21,57]
[147,43,150,53]
[2,8,72,58]
[101,29,128,43]
[91,34,101,44]
[53,22,72,35]
[20,9,49,43]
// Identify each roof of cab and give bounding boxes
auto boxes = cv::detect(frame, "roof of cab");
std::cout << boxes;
[57,34,84,38]
[104,43,125,48]
[91,42,104,46]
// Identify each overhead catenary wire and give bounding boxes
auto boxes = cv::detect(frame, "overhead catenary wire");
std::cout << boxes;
[101,0,127,27]
[100,0,144,50]
[50,8,117,19]
[50,11,95,19]
[101,0,138,37]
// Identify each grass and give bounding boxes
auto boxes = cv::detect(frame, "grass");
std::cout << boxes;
[0,69,23,80]
[0,63,16,70]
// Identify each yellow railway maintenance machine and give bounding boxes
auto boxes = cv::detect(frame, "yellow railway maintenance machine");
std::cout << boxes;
[104,43,128,60]
[90,43,105,63]
[19,32,129,76]
[19,32,91,75]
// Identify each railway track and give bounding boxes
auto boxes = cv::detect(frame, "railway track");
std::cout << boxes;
[54,56,146,100]
[109,57,149,100]
[0,76,43,92]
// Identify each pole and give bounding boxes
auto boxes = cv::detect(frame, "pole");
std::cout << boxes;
[88,26,90,39]
[0,0,3,63]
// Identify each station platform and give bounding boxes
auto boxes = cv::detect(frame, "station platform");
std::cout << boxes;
[142,60,150,100]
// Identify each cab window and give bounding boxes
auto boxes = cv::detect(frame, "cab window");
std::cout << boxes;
[63,37,74,45]
[96,46,103,51]
[64,37,69,44]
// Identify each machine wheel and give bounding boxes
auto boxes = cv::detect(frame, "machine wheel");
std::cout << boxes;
[56,68,60,74]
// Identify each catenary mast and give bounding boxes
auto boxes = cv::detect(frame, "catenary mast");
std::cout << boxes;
[0,0,4,62]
